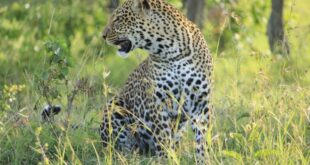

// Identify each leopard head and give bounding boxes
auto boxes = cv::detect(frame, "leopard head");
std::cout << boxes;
[102,0,185,58]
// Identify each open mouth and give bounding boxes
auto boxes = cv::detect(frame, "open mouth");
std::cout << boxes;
[114,39,132,53]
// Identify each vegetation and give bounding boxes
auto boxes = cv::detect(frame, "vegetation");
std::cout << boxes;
[0,0,309,164]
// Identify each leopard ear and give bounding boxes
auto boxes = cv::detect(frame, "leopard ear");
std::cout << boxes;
[132,0,151,15]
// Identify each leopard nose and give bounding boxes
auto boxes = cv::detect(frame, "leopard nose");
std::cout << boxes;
[102,27,110,40]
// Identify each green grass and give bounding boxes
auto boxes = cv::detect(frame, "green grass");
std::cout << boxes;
[0,0,309,164]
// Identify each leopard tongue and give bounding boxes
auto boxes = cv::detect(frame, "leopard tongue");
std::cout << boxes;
[116,45,128,58]
[116,40,131,58]
[117,51,129,58]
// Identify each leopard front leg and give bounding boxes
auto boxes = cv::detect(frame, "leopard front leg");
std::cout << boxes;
[136,111,174,157]
[100,107,137,152]
[190,102,212,164]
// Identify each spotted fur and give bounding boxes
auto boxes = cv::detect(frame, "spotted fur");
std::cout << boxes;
[101,0,213,163]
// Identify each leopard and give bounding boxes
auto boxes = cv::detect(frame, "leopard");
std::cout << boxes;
[101,0,213,163]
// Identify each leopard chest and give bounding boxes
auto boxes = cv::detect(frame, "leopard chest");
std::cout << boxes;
[151,60,209,115]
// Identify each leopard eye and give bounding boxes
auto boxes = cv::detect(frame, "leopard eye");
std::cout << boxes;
[112,17,128,33]
[112,21,120,30]
[112,17,121,30]
[112,16,119,23]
